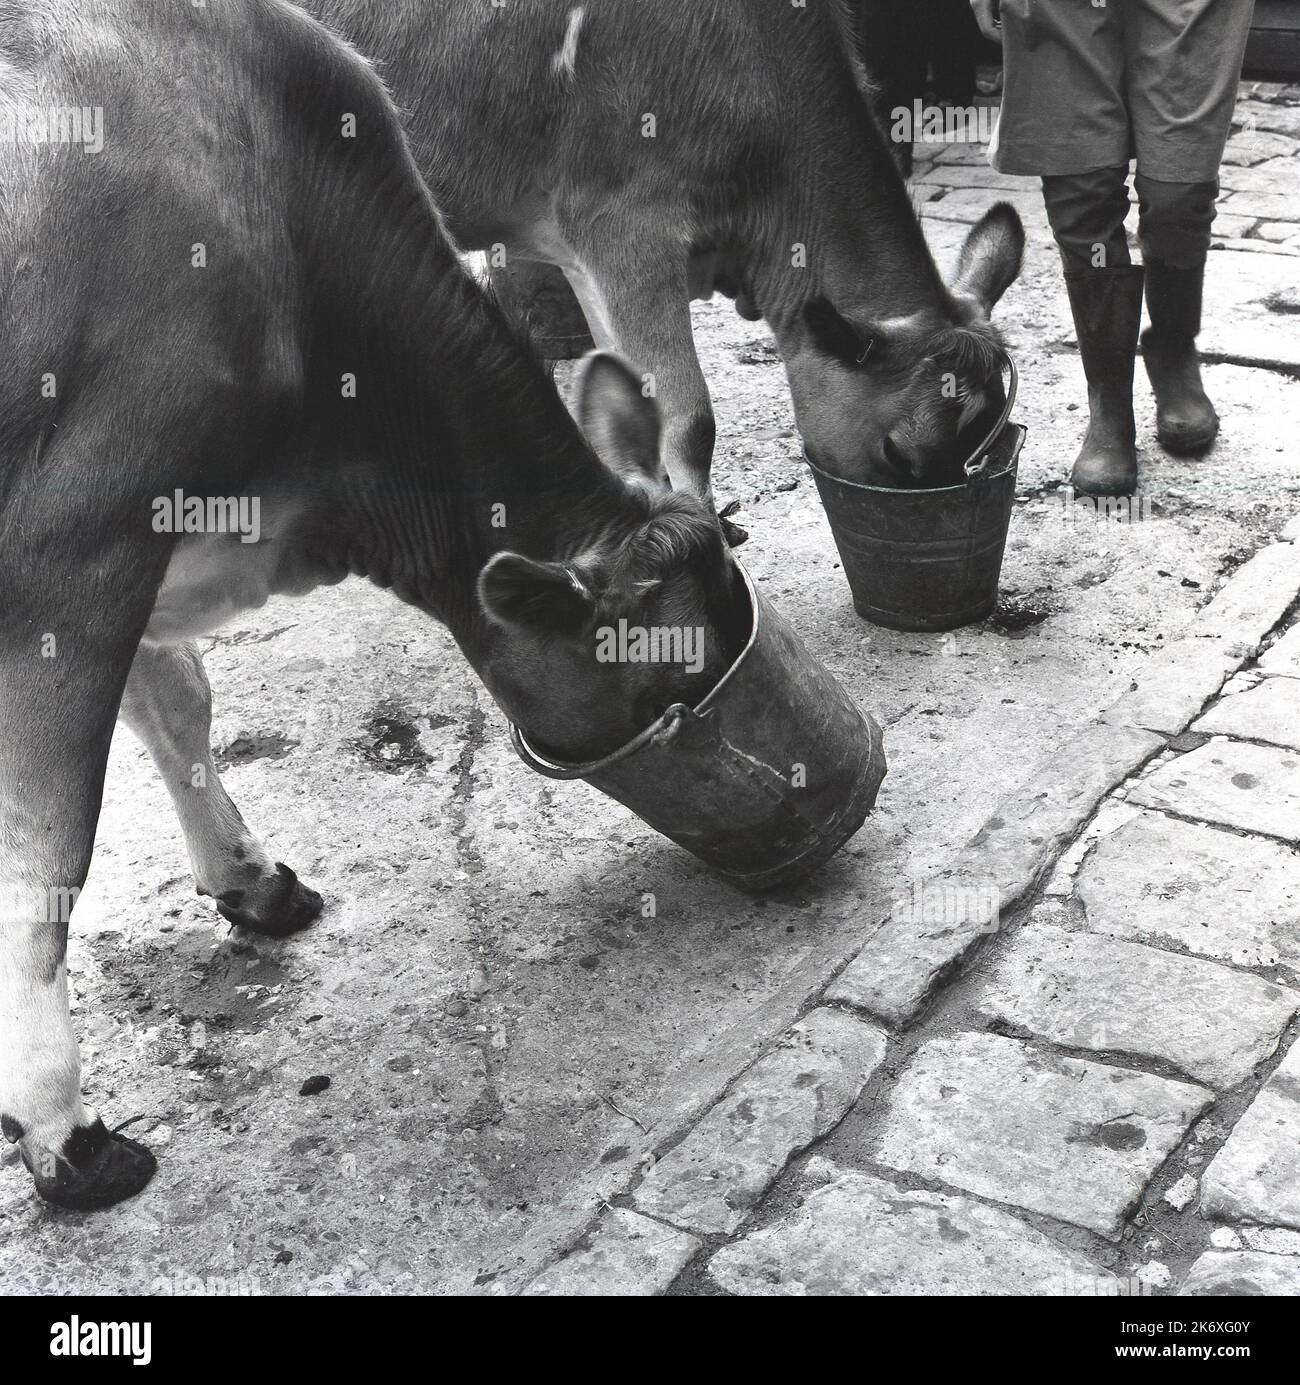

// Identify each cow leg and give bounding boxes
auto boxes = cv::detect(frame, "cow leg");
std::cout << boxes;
[0,630,157,1209]
[565,241,715,497]
[559,266,618,352]
[119,641,322,938]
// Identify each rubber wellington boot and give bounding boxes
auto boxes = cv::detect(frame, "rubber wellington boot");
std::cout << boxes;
[1064,265,1145,497]
[1141,261,1219,454]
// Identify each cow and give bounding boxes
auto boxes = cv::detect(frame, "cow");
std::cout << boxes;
[854,0,996,178]
[303,0,1026,499]
[0,0,752,1211]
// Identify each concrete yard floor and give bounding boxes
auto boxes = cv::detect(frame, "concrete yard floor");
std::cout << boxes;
[2,185,1298,1295]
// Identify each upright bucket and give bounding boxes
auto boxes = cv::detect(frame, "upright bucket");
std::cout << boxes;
[510,566,887,891]
[807,360,1026,633]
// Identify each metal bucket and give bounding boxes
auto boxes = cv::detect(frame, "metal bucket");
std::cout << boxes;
[509,566,887,891]
[807,360,1026,633]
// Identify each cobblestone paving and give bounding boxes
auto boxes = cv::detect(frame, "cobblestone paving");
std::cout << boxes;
[517,523,1300,1296]
[518,81,1300,1295]
[694,572,1300,1296]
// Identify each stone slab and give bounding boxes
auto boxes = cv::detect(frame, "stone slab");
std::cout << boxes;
[1202,1042,1300,1230]
[828,724,1164,1027]
[1220,189,1300,220]
[1201,249,1300,369]
[1221,162,1300,195]
[1193,538,1300,653]
[1213,239,1300,259]
[1221,130,1300,165]
[921,186,1054,233]
[522,1208,700,1296]
[874,1033,1212,1239]
[1193,677,1300,751]
[707,1163,1116,1296]
[932,142,1007,166]
[1213,214,1260,239]
[1180,1251,1300,1296]
[1128,741,1300,844]
[1076,810,1300,971]
[1238,1226,1300,1256]
[975,924,1298,1089]
[1259,623,1300,678]
[1098,637,1241,734]
[913,165,1037,193]
[1234,102,1300,139]
[631,1009,888,1235]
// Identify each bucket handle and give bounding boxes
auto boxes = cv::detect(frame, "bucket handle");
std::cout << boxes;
[963,355,1019,480]
[512,705,833,843]
[509,703,691,780]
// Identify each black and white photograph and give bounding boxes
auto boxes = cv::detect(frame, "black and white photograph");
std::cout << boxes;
[1,0,1299,1340]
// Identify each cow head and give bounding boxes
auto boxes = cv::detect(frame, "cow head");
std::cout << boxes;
[785,204,1025,488]
[477,353,751,762]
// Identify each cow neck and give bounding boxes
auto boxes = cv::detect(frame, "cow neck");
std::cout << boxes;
[746,94,950,333]
[322,253,632,655]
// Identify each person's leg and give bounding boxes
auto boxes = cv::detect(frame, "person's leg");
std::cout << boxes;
[993,0,1140,495]
[1127,0,1254,185]
[1042,167,1145,496]
[1041,168,1132,276]
[1124,0,1253,454]
[990,0,1129,176]
[1135,175,1220,451]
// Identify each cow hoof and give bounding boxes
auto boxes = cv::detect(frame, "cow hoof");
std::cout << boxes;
[218,863,323,938]
[34,1128,157,1211]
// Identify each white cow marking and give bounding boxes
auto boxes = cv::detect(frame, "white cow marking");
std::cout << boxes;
[551,7,584,80]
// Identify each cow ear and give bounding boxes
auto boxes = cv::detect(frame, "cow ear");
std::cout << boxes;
[951,203,1025,316]
[576,351,668,492]
[478,553,595,635]
[803,296,880,368]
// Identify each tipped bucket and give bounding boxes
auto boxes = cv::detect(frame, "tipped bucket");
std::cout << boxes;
[808,359,1026,633]
[509,566,887,891]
